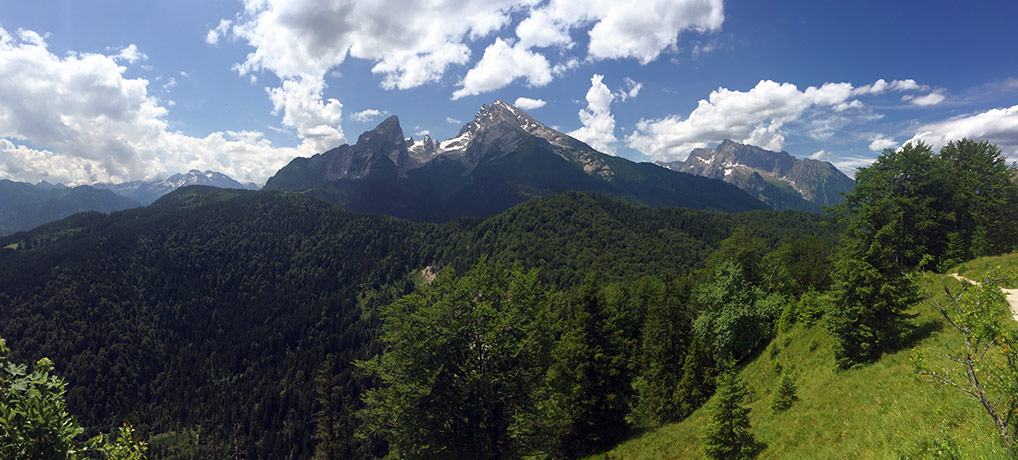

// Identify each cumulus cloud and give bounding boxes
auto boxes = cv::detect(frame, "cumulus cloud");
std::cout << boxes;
[513,97,546,110]
[115,44,147,63]
[905,105,1018,156]
[627,80,868,160]
[0,27,297,185]
[569,74,617,154]
[868,137,898,151]
[452,38,552,100]
[216,0,725,139]
[350,108,388,123]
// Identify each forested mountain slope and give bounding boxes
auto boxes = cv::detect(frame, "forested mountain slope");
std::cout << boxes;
[0,187,834,459]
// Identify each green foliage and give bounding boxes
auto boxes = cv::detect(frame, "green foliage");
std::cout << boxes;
[547,279,634,457]
[894,431,962,460]
[632,277,693,425]
[0,189,835,458]
[0,337,146,459]
[911,268,1018,451]
[358,259,556,459]
[694,261,771,363]
[701,372,763,460]
[674,333,718,420]
[770,371,797,412]
[829,253,919,368]
[765,235,835,296]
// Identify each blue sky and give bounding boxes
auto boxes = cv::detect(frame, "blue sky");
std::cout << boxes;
[1,0,1016,185]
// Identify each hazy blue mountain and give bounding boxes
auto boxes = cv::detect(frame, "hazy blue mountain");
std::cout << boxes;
[94,169,259,205]
[657,139,854,212]
[264,100,767,220]
[0,179,140,236]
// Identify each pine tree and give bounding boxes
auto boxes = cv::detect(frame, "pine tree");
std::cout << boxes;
[633,277,692,424]
[771,371,797,412]
[674,332,717,419]
[547,278,632,458]
[702,372,763,460]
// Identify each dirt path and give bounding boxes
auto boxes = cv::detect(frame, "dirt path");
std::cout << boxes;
[950,273,1018,323]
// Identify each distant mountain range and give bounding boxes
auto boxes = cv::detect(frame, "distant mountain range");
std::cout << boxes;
[656,139,854,212]
[93,170,259,205]
[0,180,140,236]
[264,100,767,220]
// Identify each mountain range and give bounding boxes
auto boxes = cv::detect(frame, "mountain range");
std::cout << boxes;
[263,100,769,220]
[93,169,259,205]
[657,139,854,212]
[0,180,140,236]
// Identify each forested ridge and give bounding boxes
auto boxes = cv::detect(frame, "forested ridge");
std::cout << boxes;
[3,139,1017,459]
[0,186,834,458]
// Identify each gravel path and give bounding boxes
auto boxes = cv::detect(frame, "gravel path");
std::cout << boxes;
[950,273,1018,323]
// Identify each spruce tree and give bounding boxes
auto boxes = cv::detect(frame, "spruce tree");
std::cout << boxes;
[771,371,797,412]
[702,372,763,460]
[674,332,717,419]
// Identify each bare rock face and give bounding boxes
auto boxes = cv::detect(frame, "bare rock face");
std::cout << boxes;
[263,100,768,221]
[657,140,854,211]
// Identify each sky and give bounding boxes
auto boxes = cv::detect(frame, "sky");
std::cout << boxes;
[1,0,1017,186]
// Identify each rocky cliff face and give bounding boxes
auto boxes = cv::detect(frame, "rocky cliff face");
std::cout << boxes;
[657,140,854,211]
[263,101,767,221]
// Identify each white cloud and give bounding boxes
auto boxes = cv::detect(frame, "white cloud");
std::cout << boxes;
[903,89,947,106]
[446,117,462,124]
[218,0,726,131]
[162,77,177,89]
[627,80,867,160]
[616,77,642,102]
[115,44,147,63]
[206,19,232,45]
[851,78,928,96]
[569,74,617,154]
[513,97,546,110]
[415,129,430,136]
[868,137,898,151]
[265,77,345,154]
[808,149,873,178]
[905,105,1018,156]
[350,108,388,123]
[0,26,297,185]
[452,38,552,100]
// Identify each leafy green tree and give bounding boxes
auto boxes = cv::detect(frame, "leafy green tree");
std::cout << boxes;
[937,139,1018,264]
[0,337,146,459]
[771,371,797,412]
[911,268,1018,451]
[694,261,768,363]
[357,259,556,460]
[765,235,835,297]
[702,371,763,460]
[546,278,632,458]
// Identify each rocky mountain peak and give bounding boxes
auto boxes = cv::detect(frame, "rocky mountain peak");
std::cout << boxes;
[356,115,406,150]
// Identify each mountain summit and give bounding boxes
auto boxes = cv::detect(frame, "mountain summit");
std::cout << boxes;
[94,170,258,205]
[264,101,766,221]
[657,140,854,211]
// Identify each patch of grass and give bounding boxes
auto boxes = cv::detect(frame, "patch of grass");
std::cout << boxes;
[3,242,17,250]
[952,252,1018,288]
[593,272,1013,460]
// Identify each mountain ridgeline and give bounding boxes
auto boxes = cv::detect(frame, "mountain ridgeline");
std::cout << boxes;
[0,179,140,236]
[94,169,259,205]
[658,139,855,212]
[264,100,768,221]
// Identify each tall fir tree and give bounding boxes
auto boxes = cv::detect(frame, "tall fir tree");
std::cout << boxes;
[702,371,763,460]
[547,278,632,458]
[674,332,717,419]
[633,277,692,424]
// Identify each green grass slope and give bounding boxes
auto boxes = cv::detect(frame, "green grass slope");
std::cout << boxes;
[596,269,1017,460]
